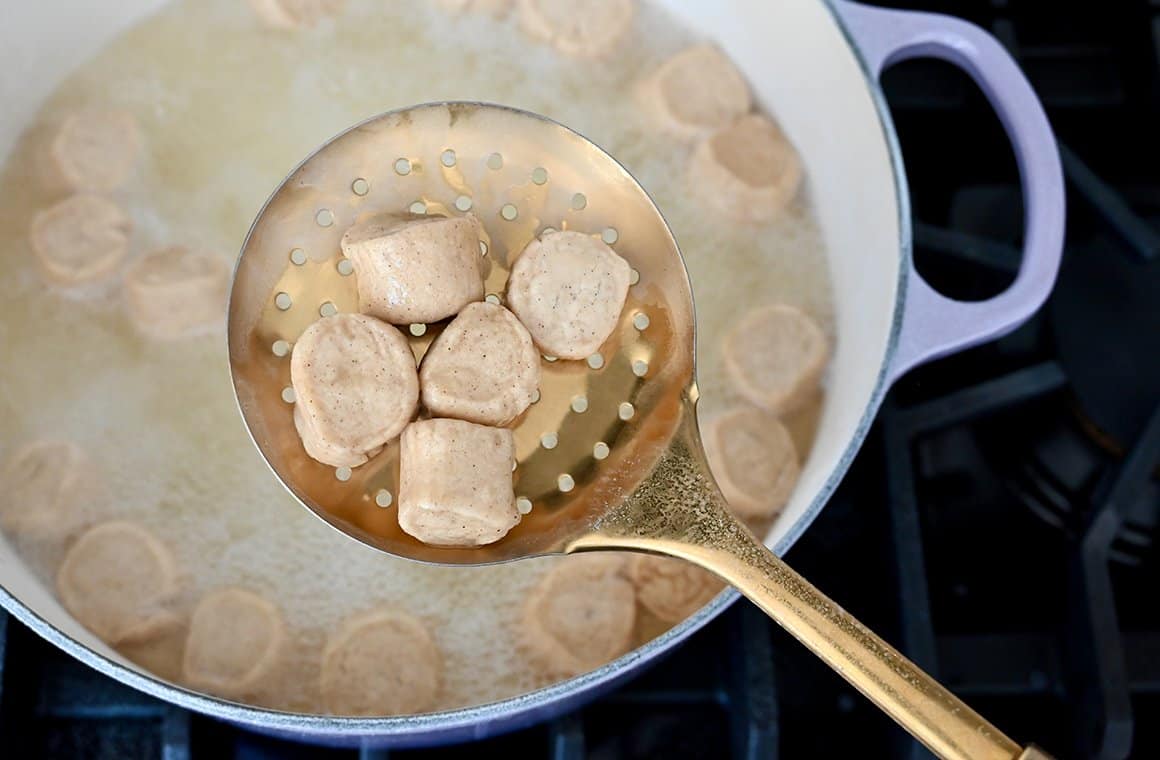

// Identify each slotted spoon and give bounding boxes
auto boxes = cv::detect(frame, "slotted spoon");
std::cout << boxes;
[227,102,1046,760]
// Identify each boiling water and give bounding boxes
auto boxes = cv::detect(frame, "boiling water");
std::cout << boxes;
[0,0,833,712]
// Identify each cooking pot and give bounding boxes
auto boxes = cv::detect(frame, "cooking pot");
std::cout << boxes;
[0,0,1064,747]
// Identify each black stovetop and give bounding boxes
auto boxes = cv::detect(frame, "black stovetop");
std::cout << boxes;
[2,1,1158,758]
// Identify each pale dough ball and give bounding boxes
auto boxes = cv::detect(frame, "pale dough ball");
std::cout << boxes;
[521,554,636,677]
[248,0,345,28]
[291,313,419,468]
[30,194,130,287]
[688,114,802,222]
[320,609,442,716]
[123,247,231,340]
[182,588,286,698]
[639,44,751,140]
[703,407,800,526]
[517,0,634,57]
[341,213,484,325]
[57,522,180,646]
[420,301,541,426]
[397,419,519,547]
[629,554,723,624]
[722,303,829,415]
[0,441,95,542]
[506,230,631,360]
[47,108,141,193]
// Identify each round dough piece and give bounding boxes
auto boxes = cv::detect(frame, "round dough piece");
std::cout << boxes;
[521,554,636,677]
[629,555,723,624]
[722,303,829,415]
[506,230,631,360]
[703,407,801,525]
[420,302,540,426]
[0,440,94,541]
[249,0,345,28]
[290,313,419,468]
[48,109,141,193]
[30,194,130,287]
[688,114,802,222]
[320,609,442,716]
[57,521,180,646]
[123,247,231,340]
[517,0,634,57]
[639,44,751,140]
[182,588,286,698]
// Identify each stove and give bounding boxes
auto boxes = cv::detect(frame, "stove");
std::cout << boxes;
[2,1,1158,757]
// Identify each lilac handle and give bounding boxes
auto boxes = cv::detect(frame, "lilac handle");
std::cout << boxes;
[833,1,1066,382]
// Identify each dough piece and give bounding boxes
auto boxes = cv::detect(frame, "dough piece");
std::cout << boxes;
[639,44,751,140]
[182,588,286,698]
[320,609,442,716]
[722,304,829,415]
[522,554,636,677]
[291,313,419,468]
[703,407,800,525]
[47,108,141,193]
[249,0,345,28]
[434,0,512,17]
[123,247,231,340]
[506,230,631,359]
[517,0,633,57]
[0,440,93,541]
[629,555,723,623]
[30,194,130,287]
[688,114,802,222]
[341,213,484,325]
[57,522,179,646]
[420,302,541,426]
[397,419,518,547]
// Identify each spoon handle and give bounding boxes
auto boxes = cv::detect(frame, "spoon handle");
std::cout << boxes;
[571,409,1047,760]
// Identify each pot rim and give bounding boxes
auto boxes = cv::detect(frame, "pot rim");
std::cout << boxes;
[0,0,913,743]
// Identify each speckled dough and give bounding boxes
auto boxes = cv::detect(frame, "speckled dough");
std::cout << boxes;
[506,230,631,359]
[30,194,130,287]
[638,44,751,140]
[290,313,419,468]
[45,108,141,193]
[628,554,724,624]
[521,554,636,677]
[517,0,634,57]
[722,303,829,415]
[341,213,484,325]
[0,440,94,542]
[248,0,346,28]
[320,609,442,716]
[420,302,541,426]
[123,247,231,340]
[689,114,802,222]
[56,521,180,646]
[397,419,519,547]
[703,407,801,525]
[182,588,286,698]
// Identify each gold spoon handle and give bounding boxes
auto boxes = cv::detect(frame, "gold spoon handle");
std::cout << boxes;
[571,407,1047,760]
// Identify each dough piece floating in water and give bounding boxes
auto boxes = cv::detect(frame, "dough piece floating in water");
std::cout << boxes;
[722,303,829,415]
[341,213,484,325]
[30,194,130,287]
[629,554,724,624]
[57,521,180,646]
[521,555,636,677]
[182,588,286,698]
[398,418,519,547]
[45,108,141,193]
[638,44,751,140]
[420,301,541,426]
[0,440,95,542]
[517,0,634,57]
[688,114,802,222]
[320,609,442,716]
[123,247,231,340]
[703,407,801,526]
[291,313,419,468]
[506,230,631,360]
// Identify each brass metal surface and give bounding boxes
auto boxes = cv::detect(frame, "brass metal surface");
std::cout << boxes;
[228,102,1041,758]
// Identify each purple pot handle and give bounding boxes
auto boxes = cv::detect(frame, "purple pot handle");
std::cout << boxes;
[833,1,1066,382]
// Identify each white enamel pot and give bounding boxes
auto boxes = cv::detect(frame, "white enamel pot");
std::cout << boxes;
[0,0,1064,747]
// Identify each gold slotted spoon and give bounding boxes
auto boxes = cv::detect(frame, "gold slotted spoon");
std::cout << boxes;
[227,102,1046,760]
